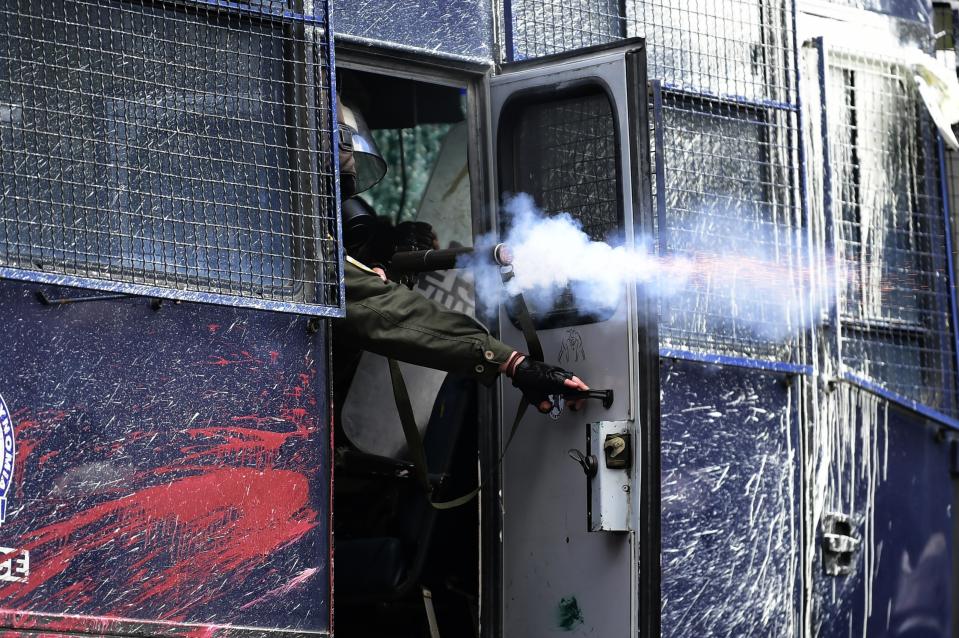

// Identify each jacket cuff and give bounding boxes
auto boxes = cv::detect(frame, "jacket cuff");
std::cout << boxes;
[469,338,515,386]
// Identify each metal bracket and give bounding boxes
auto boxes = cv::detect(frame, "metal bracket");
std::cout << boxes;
[36,289,163,310]
[577,421,632,532]
[822,512,861,576]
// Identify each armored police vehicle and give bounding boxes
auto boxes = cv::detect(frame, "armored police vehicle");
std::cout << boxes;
[0,0,957,636]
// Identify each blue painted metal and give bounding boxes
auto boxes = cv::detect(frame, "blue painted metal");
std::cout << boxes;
[0,268,346,319]
[659,347,813,376]
[659,359,800,636]
[815,37,844,364]
[503,0,515,62]
[326,0,346,314]
[191,0,329,26]
[651,80,668,255]
[936,137,959,416]
[0,279,331,634]
[854,0,933,23]
[660,83,798,114]
[863,405,952,636]
[813,401,952,637]
[841,371,959,432]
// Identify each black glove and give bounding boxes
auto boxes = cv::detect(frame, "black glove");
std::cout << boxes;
[393,221,437,253]
[511,358,574,412]
[390,221,437,288]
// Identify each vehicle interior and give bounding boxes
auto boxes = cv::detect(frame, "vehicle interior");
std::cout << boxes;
[332,67,484,638]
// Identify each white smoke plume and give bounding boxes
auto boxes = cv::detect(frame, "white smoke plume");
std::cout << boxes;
[464,193,838,341]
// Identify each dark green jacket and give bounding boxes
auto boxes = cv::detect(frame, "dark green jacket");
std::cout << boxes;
[334,260,515,386]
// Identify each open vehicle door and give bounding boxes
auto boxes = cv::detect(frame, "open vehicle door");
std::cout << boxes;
[489,41,655,637]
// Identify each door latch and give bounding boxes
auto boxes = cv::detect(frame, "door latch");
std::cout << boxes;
[603,433,631,470]
[571,422,632,532]
[822,513,860,576]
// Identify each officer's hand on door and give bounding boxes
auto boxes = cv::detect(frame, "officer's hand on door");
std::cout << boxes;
[503,354,589,414]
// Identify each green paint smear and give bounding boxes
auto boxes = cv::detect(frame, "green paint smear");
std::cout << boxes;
[557,596,584,631]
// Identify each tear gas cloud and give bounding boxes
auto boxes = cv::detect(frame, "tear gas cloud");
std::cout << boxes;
[463,193,838,341]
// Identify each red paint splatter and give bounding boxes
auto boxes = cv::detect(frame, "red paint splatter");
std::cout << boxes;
[175,424,309,467]
[13,439,36,490]
[37,451,59,467]
[12,409,70,495]
[0,468,317,618]
[230,414,285,427]
[207,324,220,334]
[269,351,279,364]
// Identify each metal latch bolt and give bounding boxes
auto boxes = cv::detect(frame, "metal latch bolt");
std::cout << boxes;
[822,513,860,576]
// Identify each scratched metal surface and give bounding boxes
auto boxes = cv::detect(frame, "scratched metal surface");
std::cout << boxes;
[810,386,954,638]
[331,0,493,63]
[0,280,330,636]
[659,359,800,637]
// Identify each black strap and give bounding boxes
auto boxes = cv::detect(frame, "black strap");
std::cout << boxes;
[388,268,544,510]
[388,358,528,510]
[501,268,544,363]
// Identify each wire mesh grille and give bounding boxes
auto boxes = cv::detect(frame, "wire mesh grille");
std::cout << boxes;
[824,52,958,416]
[655,93,803,361]
[509,0,794,102]
[513,93,620,242]
[0,0,342,315]
[506,90,620,324]
[505,0,804,361]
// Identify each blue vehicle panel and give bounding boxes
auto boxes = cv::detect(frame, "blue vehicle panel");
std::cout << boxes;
[813,398,953,638]
[659,358,801,636]
[0,280,331,635]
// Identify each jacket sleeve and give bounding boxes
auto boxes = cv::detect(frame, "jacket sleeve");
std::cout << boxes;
[334,260,515,385]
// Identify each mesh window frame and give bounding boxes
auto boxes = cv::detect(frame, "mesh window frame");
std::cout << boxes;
[504,0,806,364]
[0,0,344,317]
[817,48,959,418]
[496,83,624,329]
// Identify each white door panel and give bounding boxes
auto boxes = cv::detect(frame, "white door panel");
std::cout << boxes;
[491,43,648,637]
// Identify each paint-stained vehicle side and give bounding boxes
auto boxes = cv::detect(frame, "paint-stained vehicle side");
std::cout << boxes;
[0,280,331,636]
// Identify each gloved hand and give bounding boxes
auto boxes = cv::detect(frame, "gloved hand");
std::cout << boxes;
[393,221,438,253]
[510,357,588,413]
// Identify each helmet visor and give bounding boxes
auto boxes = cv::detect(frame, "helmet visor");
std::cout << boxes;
[338,101,387,194]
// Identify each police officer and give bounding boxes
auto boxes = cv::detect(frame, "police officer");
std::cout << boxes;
[333,99,589,414]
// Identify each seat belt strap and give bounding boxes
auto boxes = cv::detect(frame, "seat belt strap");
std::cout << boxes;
[501,268,544,363]
[388,360,529,511]
[388,357,432,496]
[388,270,544,510]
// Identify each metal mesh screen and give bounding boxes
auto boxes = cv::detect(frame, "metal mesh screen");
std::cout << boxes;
[505,0,804,361]
[513,93,620,242]
[823,51,958,416]
[509,0,794,103]
[0,0,342,316]
[508,0,624,58]
[504,89,620,325]
[655,93,803,361]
